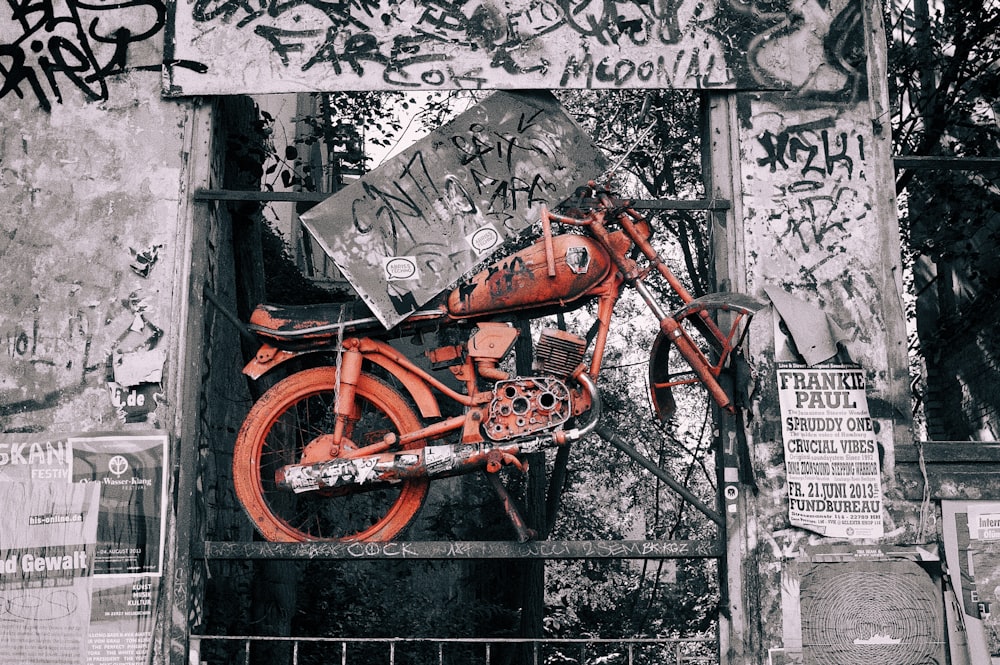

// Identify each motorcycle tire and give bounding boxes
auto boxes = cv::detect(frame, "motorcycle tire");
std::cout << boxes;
[233,367,429,542]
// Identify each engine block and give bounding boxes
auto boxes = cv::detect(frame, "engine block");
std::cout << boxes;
[484,377,572,441]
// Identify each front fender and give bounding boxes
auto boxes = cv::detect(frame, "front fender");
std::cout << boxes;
[243,343,442,419]
[648,331,678,422]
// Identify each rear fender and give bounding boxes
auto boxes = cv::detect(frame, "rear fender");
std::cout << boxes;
[649,292,762,419]
[243,344,442,419]
[243,343,306,380]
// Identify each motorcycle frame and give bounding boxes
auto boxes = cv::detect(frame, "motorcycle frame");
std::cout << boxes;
[265,194,756,504]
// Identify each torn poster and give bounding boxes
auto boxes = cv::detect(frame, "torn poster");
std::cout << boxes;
[765,286,851,366]
[942,501,1000,665]
[0,481,100,665]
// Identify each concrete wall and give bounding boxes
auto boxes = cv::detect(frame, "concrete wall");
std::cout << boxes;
[165,0,759,95]
[1,73,195,434]
[1,14,208,662]
[719,4,935,662]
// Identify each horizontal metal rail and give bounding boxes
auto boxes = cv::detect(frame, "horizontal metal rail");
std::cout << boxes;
[195,539,724,561]
[192,188,730,210]
[893,156,1000,171]
[191,635,718,665]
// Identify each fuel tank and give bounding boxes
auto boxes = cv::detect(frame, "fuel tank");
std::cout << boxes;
[448,234,614,318]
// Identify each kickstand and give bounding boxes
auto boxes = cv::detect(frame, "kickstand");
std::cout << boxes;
[485,471,536,543]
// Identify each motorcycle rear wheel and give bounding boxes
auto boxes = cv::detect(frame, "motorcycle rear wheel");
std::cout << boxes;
[233,367,429,542]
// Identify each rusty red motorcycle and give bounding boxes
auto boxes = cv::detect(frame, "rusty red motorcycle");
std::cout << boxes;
[233,184,761,542]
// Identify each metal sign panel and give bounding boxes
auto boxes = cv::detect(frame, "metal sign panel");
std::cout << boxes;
[299,90,607,329]
[163,0,774,95]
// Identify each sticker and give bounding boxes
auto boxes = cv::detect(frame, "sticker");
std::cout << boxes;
[354,457,379,484]
[467,225,502,256]
[285,466,319,493]
[566,246,591,274]
[318,460,355,489]
[395,454,420,468]
[424,445,454,474]
[383,257,418,281]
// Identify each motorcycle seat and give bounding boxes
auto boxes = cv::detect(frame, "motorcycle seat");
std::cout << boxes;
[248,300,381,339]
[248,296,452,341]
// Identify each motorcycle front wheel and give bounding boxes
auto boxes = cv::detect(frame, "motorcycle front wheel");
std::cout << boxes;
[233,367,429,542]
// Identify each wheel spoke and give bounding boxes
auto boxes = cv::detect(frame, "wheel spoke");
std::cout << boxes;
[233,368,429,542]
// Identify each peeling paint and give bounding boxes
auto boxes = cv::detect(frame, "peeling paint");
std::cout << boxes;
[0,72,189,432]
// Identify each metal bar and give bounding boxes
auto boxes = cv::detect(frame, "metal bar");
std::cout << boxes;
[195,635,716,645]
[191,187,730,210]
[193,188,330,202]
[202,287,258,346]
[195,634,718,664]
[893,156,1000,171]
[486,471,536,542]
[896,441,1000,463]
[196,538,723,560]
[632,199,730,211]
[596,423,725,527]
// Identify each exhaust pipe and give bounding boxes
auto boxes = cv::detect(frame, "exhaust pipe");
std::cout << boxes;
[276,371,603,493]
[552,370,601,445]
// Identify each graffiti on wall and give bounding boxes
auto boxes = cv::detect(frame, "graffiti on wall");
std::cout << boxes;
[0,289,165,428]
[738,0,868,102]
[165,0,868,97]
[0,0,205,111]
[0,244,166,431]
[1,0,869,107]
[743,104,883,347]
[756,120,868,255]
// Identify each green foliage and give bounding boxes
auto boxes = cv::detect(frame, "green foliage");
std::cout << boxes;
[555,90,704,199]
[293,559,516,640]
[888,0,1000,167]
[557,90,714,295]
[260,91,437,193]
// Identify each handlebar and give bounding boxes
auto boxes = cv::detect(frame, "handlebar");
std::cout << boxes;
[548,182,642,229]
